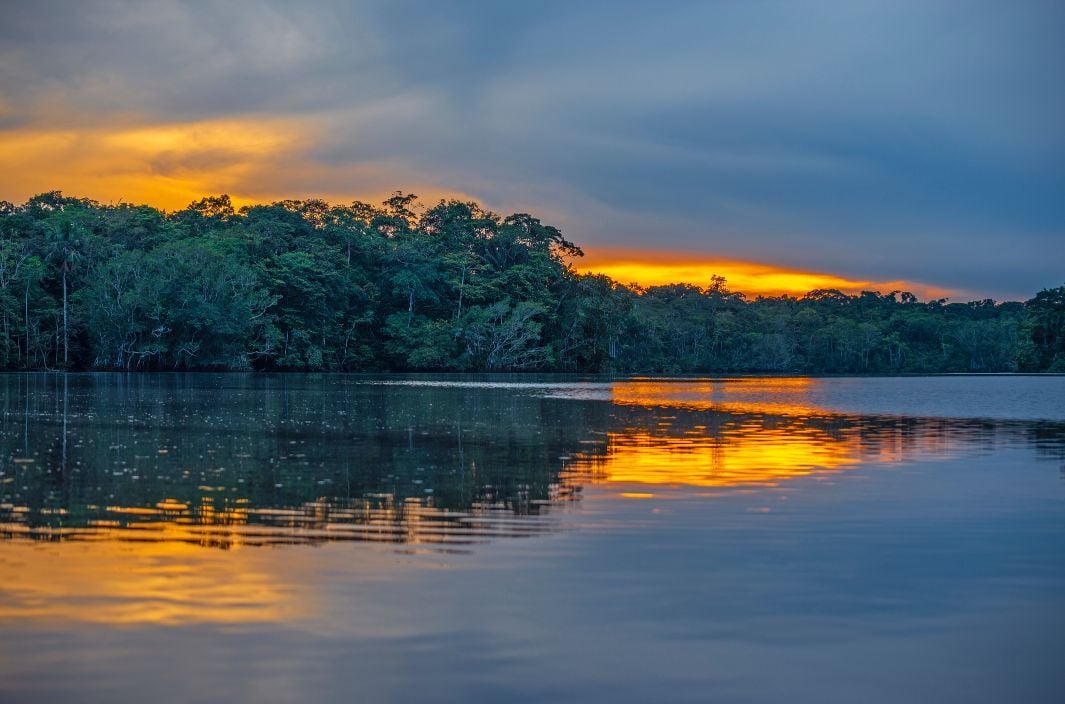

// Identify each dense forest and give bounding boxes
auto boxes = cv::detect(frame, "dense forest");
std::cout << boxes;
[0,191,1062,374]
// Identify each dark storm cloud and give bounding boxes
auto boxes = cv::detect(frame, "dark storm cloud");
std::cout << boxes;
[1,0,1062,298]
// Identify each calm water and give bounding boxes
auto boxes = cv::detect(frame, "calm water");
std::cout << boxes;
[1,374,1063,703]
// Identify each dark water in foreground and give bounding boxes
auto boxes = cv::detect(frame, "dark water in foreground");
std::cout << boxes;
[1,374,1063,703]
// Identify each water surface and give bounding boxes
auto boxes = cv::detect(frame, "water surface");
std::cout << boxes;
[1,374,1063,702]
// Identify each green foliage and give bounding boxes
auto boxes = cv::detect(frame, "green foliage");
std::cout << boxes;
[1020,286,1065,372]
[0,191,1058,373]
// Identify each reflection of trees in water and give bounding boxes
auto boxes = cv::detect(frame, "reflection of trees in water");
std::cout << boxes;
[0,374,592,546]
[1028,423,1065,474]
[1,374,1062,546]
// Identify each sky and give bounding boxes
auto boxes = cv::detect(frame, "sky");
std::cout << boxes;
[0,0,1062,300]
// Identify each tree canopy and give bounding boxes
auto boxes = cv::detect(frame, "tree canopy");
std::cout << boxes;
[0,191,1060,373]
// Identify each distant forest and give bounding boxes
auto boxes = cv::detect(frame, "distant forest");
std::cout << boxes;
[0,191,1062,374]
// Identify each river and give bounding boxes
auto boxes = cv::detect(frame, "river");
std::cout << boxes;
[1,373,1063,703]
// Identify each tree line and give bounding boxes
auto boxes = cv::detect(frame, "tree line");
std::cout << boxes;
[0,191,1062,373]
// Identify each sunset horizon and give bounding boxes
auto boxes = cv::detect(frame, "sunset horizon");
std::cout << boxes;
[2,3,1063,703]
[2,2,1060,304]
[2,184,975,301]
[0,163,1016,305]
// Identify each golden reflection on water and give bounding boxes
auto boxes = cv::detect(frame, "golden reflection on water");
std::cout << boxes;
[0,377,980,627]
[612,377,824,417]
[569,426,861,491]
[565,379,957,493]
[0,530,304,627]
[1,496,564,549]
[0,499,567,627]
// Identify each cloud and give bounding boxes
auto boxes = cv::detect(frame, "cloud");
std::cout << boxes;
[0,118,311,209]
[0,117,480,211]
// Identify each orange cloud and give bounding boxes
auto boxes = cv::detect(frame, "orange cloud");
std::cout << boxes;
[0,117,473,211]
[576,247,955,299]
[0,118,316,210]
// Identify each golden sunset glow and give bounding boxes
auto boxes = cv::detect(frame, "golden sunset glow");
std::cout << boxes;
[0,375,979,636]
[0,119,958,299]
[0,118,317,210]
[0,118,479,212]
[566,417,958,494]
[562,379,957,493]
[0,526,305,626]
[576,248,956,299]
[571,427,862,490]
[0,493,562,626]
[0,3,1057,700]
[611,377,825,417]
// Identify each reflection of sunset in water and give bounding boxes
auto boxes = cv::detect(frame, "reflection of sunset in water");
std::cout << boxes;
[611,378,825,417]
[568,382,961,494]
[0,529,305,627]
[578,378,856,492]
[0,497,568,627]
[569,427,861,491]
[1,496,564,549]
[1,374,1052,635]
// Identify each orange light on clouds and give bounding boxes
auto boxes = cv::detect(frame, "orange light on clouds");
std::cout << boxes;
[0,118,315,210]
[0,117,473,211]
[576,247,955,299]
